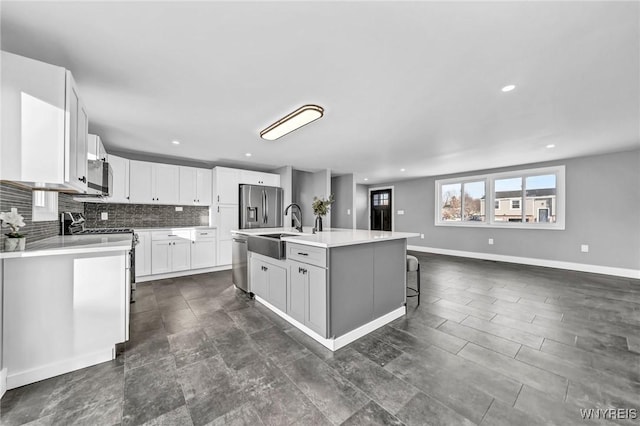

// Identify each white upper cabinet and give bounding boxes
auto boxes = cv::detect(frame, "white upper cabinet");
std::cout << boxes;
[129,160,179,205]
[87,134,107,161]
[213,167,241,204]
[240,170,280,187]
[107,154,130,203]
[1,51,88,192]
[179,166,212,206]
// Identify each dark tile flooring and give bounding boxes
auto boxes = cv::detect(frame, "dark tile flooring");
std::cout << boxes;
[2,253,639,425]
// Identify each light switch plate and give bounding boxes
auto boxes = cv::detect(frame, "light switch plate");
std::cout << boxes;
[581,244,589,253]
[347,209,351,215]
[101,212,108,220]
[488,238,494,245]
[175,206,183,212]
[397,210,405,215]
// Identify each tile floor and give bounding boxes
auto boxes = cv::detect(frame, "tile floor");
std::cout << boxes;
[1,253,639,425]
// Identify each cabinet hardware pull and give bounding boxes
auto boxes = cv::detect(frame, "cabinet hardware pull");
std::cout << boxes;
[78,176,86,183]
[217,195,220,202]
[297,252,308,256]
[126,196,130,200]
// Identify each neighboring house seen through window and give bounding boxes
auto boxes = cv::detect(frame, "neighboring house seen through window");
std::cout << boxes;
[435,165,565,229]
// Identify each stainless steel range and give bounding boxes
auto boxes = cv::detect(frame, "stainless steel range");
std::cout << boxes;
[60,212,139,302]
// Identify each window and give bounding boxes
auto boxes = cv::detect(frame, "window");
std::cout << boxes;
[435,165,565,229]
[372,192,389,206]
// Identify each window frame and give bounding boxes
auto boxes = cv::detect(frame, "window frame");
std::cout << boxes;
[435,165,565,230]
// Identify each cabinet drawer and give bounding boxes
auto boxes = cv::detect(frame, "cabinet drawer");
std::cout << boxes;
[287,243,326,267]
[151,229,192,241]
[192,228,216,241]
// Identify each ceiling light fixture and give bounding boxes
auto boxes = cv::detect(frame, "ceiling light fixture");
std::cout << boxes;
[501,84,516,92]
[400,168,406,172]
[245,153,252,157]
[364,178,369,181]
[260,104,324,140]
[171,140,180,145]
[546,144,556,149]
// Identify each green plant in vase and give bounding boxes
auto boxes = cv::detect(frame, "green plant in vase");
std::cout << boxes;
[311,194,335,232]
[1,208,26,251]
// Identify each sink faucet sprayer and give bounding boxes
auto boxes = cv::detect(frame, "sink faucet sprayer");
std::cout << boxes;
[284,203,303,232]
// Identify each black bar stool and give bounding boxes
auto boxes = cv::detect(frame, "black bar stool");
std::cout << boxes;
[406,255,420,305]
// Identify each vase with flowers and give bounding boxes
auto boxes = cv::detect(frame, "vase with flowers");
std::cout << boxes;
[1,208,26,251]
[311,194,335,232]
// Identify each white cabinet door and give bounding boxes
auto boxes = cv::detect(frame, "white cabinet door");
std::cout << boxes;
[129,160,154,203]
[215,167,241,204]
[250,257,267,298]
[218,204,238,242]
[135,231,151,277]
[66,71,88,193]
[306,264,327,336]
[108,154,130,203]
[153,164,180,205]
[218,239,232,266]
[171,240,191,272]
[267,263,288,313]
[240,170,280,187]
[288,261,307,323]
[151,240,172,275]
[196,168,212,205]
[75,97,89,192]
[179,166,197,205]
[191,239,216,269]
[261,173,280,187]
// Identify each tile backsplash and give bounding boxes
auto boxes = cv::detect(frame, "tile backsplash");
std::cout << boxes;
[84,203,210,228]
[0,182,84,245]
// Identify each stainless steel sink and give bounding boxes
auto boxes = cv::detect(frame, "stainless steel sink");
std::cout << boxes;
[247,233,300,259]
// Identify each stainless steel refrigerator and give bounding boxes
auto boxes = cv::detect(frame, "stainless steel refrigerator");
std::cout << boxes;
[239,184,284,229]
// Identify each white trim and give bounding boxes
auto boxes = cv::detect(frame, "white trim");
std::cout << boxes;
[1,368,7,398]
[136,265,230,282]
[255,295,405,351]
[368,185,395,232]
[6,348,114,390]
[407,245,640,279]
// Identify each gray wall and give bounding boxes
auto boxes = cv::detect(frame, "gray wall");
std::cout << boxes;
[355,184,369,230]
[331,174,355,229]
[272,166,293,226]
[293,169,331,228]
[384,149,640,271]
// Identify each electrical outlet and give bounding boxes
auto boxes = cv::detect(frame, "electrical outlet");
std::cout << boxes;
[581,244,589,253]
[420,234,425,239]
[347,209,351,215]
[488,238,494,245]
[175,206,183,212]
[397,210,405,215]
[101,212,108,220]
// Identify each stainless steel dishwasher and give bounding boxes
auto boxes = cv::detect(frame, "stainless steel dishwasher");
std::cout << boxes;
[232,234,249,292]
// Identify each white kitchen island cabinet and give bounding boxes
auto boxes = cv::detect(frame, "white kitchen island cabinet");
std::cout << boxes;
[0,235,132,390]
[241,228,419,351]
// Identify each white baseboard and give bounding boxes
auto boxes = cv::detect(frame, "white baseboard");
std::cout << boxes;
[255,296,405,351]
[407,245,640,279]
[1,368,7,398]
[136,265,231,282]
[6,348,114,390]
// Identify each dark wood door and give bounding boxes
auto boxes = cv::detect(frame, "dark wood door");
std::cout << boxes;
[370,189,392,231]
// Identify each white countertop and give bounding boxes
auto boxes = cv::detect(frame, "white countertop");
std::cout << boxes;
[232,227,420,248]
[0,234,133,259]
[134,226,215,232]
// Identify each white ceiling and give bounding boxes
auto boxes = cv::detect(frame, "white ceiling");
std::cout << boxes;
[2,1,639,183]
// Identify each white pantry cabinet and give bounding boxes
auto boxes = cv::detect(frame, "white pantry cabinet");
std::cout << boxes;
[1,51,88,192]
[129,160,180,205]
[179,166,212,206]
[107,154,130,204]
[213,167,242,205]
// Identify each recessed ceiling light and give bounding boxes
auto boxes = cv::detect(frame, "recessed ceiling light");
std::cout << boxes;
[260,104,324,140]
[171,140,180,145]
[245,152,252,157]
[364,178,369,181]
[501,84,516,92]
[546,144,556,149]
[400,168,406,172]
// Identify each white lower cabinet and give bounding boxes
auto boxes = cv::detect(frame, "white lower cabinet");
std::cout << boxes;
[250,255,288,312]
[191,229,216,269]
[289,260,327,336]
[151,230,192,274]
[216,204,238,265]
[135,231,151,277]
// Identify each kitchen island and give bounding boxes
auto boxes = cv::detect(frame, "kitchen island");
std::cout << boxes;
[232,228,419,350]
[1,234,132,390]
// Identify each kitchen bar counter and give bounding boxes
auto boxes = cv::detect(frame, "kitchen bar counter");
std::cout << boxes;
[0,234,133,259]
[232,227,419,248]
[134,225,215,231]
